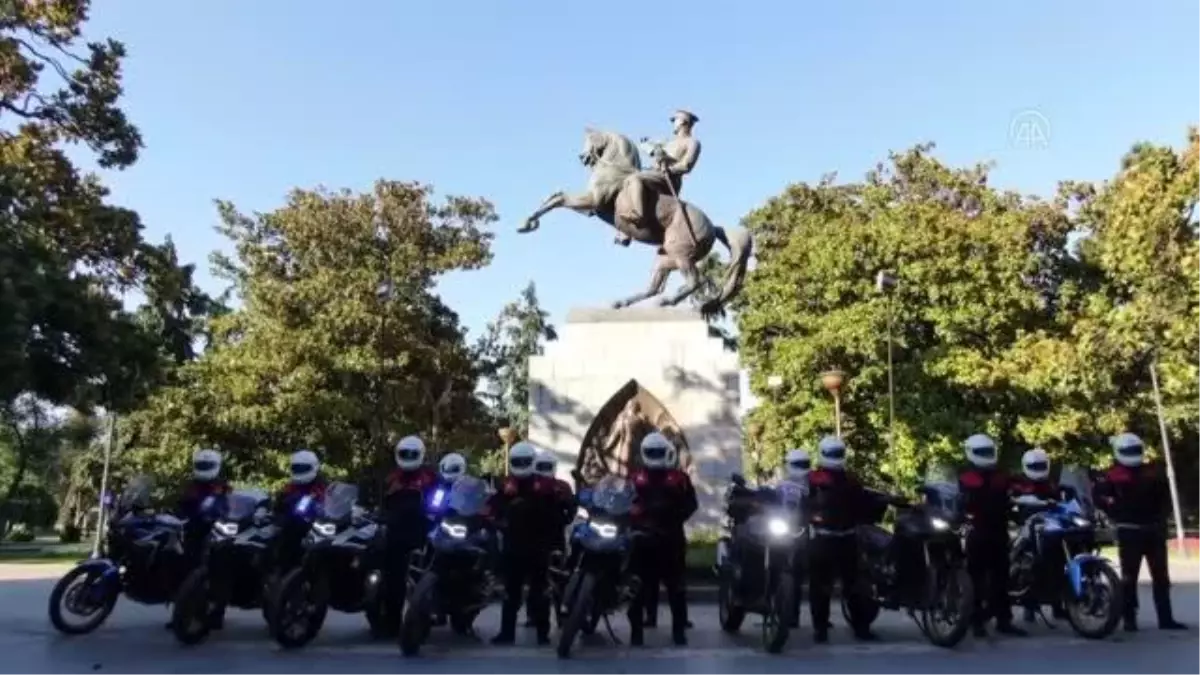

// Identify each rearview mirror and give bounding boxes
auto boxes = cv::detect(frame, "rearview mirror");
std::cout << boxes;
[731,472,746,487]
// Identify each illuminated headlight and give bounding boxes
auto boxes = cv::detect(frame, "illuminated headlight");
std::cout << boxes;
[1072,517,1091,528]
[576,507,590,520]
[440,521,468,539]
[214,521,239,537]
[590,522,619,539]
[930,517,950,531]
[312,522,337,537]
[767,518,790,537]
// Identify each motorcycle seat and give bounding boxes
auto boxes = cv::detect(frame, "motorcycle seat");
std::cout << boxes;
[859,524,892,552]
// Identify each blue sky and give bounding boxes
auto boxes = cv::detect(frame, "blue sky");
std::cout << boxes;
[82,1,1198,341]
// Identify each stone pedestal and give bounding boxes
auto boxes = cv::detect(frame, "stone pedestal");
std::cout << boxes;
[527,307,743,530]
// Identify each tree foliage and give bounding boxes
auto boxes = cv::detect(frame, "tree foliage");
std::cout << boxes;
[124,182,499,496]
[738,130,1198,486]
[475,281,557,437]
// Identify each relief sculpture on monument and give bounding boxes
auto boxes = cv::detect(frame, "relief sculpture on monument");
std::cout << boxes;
[576,378,692,484]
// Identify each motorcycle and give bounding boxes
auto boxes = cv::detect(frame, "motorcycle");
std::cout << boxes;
[1008,466,1123,639]
[716,473,806,654]
[844,465,974,648]
[48,476,195,635]
[557,475,640,659]
[269,483,389,648]
[171,487,276,645]
[400,477,501,656]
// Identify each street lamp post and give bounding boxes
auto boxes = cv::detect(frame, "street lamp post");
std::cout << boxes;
[1149,359,1188,557]
[876,270,898,457]
[498,426,518,476]
[91,411,117,559]
[820,369,846,438]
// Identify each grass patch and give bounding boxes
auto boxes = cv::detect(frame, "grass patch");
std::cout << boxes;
[0,544,89,564]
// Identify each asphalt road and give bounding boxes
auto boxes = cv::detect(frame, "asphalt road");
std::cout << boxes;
[2,572,1196,673]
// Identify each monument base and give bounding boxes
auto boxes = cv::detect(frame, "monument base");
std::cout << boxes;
[528,306,743,530]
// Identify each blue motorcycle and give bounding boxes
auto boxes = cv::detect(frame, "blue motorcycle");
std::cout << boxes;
[557,475,640,659]
[400,477,499,656]
[1008,466,1123,639]
[48,476,217,635]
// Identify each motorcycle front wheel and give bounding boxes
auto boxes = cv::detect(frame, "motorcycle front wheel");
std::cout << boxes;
[717,568,746,633]
[1064,558,1122,640]
[762,572,795,654]
[269,568,329,649]
[557,572,597,659]
[171,567,220,645]
[48,564,119,635]
[919,566,973,648]
[400,572,437,656]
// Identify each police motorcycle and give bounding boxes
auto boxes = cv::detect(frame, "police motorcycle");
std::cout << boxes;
[170,488,276,645]
[715,473,806,654]
[400,476,502,656]
[269,482,390,649]
[557,475,641,659]
[1008,466,1122,639]
[48,476,200,635]
[843,465,974,648]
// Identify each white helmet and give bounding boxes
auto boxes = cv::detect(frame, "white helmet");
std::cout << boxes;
[289,449,319,484]
[534,450,557,478]
[1111,432,1144,467]
[963,433,998,468]
[817,436,846,470]
[438,452,467,483]
[509,441,538,477]
[192,448,221,481]
[1021,448,1050,480]
[640,432,676,470]
[395,435,426,470]
[784,448,811,480]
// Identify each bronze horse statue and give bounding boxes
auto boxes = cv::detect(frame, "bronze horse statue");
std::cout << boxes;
[519,128,753,315]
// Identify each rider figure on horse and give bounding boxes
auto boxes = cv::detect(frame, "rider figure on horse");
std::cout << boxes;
[617,109,702,246]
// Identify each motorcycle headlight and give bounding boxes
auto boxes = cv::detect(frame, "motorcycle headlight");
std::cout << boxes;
[1072,516,1091,528]
[930,517,950,531]
[440,521,468,539]
[214,521,239,537]
[576,507,590,521]
[312,521,337,537]
[767,517,790,538]
[589,521,619,539]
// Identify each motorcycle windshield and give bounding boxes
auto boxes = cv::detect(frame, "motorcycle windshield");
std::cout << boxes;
[118,475,155,512]
[1058,466,1094,517]
[923,464,962,515]
[226,489,268,521]
[591,475,634,516]
[775,479,808,514]
[322,482,359,521]
[448,477,488,517]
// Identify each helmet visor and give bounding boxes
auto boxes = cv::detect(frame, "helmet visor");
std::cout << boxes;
[1025,460,1048,473]
[1116,444,1143,459]
[534,460,554,474]
[290,462,314,476]
[397,448,422,462]
[788,457,811,471]
[643,445,668,461]
[822,447,846,461]
[971,445,996,459]
[193,460,218,473]
[510,455,534,470]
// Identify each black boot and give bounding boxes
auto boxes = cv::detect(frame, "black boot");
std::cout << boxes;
[672,624,687,646]
[995,621,1028,637]
[1153,584,1188,630]
[972,622,988,638]
[814,626,829,643]
[491,605,517,645]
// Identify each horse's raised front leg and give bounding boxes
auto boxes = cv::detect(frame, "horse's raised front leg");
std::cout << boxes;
[519,190,598,234]
[658,259,703,307]
[611,255,673,309]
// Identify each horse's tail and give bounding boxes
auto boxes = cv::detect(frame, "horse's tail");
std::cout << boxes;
[702,226,754,315]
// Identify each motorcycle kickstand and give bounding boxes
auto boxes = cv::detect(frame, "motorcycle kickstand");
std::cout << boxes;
[603,614,622,645]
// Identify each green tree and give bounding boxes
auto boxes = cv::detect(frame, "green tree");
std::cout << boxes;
[126,182,498,496]
[475,281,557,437]
[738,146,1075,483]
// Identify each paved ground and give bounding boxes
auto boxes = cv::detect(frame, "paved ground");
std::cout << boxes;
[1,565,1196,673]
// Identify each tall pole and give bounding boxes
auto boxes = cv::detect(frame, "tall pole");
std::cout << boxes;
[1149,359,1187,557]
[91,412,116,559]
[886,293,896,457]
